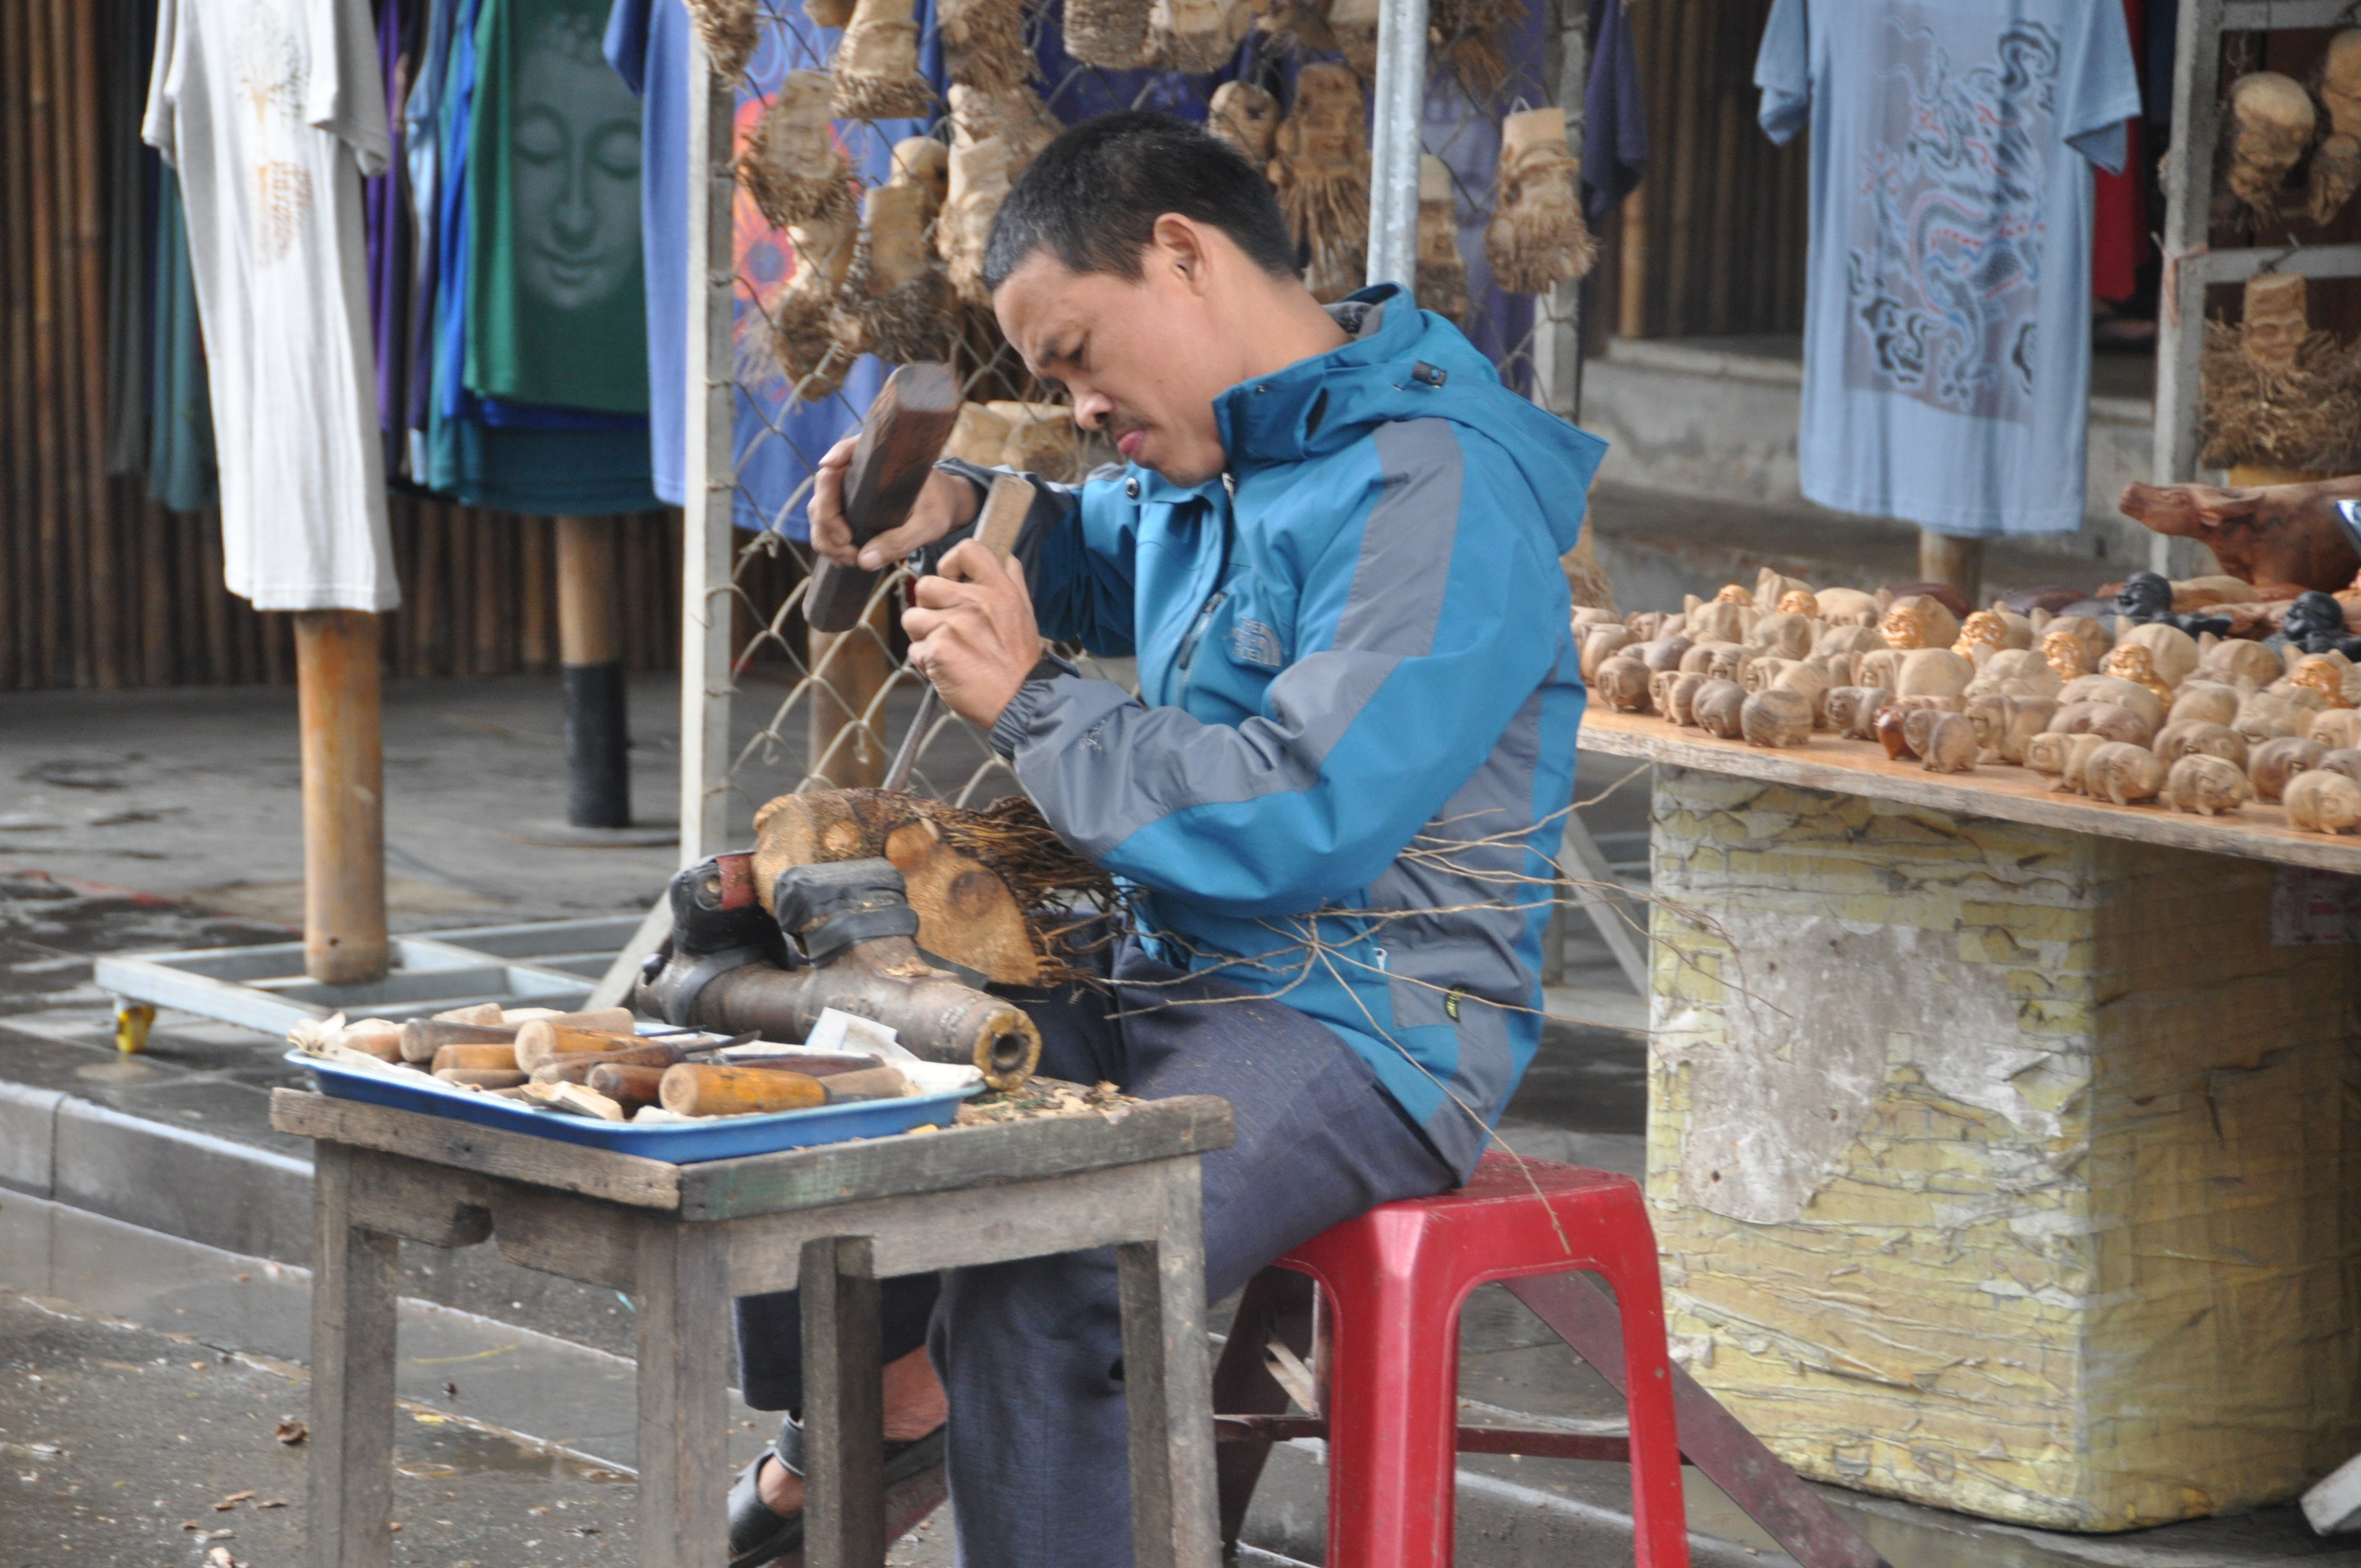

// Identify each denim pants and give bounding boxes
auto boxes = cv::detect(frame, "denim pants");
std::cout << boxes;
[730,944,1457,1567]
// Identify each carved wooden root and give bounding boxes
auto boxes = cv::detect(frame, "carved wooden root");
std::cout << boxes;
[753,790,1117,984]
[2117,476,2361,592]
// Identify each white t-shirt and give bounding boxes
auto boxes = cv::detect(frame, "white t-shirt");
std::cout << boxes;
[1756,0,2140,537]
[144,0,400,611]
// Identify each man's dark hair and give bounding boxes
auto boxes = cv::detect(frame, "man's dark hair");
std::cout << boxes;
[982,110,1299,292]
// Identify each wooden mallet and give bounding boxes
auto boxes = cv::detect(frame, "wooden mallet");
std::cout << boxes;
[803,362,963,634]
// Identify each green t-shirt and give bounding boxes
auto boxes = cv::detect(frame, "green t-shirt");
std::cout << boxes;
[465,0,650,413]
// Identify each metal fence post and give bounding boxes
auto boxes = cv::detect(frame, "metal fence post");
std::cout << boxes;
[679,32,740,863]
[1366,0,1429,290]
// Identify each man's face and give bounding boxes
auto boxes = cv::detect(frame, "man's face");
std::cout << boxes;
[993,248,1236,487]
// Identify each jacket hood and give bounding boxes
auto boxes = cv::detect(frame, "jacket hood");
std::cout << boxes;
[1209,283,1606,553]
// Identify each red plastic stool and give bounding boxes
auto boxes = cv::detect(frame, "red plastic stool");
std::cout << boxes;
[1266,1153,1689,1568]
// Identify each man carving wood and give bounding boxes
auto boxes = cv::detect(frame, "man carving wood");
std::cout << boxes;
[724,111,1604,1568]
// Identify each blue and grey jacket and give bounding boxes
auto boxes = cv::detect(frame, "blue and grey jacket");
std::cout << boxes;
[962,286,1605,1177]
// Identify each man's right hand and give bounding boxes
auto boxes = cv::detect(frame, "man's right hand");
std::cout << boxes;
[810,434,982,570]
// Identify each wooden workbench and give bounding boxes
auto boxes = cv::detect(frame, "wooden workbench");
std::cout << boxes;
[1579,707,2361,876]
[1577,709,2361,1533]
[271,1088,1235,1568]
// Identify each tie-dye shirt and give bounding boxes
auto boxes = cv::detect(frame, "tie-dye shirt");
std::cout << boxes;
[1757,0,2139,537]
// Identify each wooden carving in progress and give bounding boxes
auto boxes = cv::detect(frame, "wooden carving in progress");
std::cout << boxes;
[753,789,1116,984]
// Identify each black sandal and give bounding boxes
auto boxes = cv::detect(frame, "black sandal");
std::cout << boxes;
[726,1415,949,1568]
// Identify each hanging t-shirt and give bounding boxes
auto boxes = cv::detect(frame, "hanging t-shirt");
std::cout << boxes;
[1756,0,2140,537]
[467,0,650,413]
[605,0,906,534]
[149,167,222,514]
[144,0,400,609]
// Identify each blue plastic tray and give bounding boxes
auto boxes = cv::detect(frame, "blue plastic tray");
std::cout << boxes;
[287,1050,979,1164]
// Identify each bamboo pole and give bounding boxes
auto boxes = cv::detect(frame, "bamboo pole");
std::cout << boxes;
[294,610,389,982]
[43,0,93,688]
[520,515,553,670]
[26,0,64,689]
[556,514,632,827]
[200,510,233,680]
[68,0,115,687]
[0,0,32,688]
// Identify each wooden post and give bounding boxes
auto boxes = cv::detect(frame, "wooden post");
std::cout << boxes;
[1118,1159,1221,1568]
[294,611,389,984]
[634,1216,733,1568]
[1917,529,1986,611]
[807,591,893,788]
[1617,185,1647,339]
[305,1141,399,1568]
[802,1235,887,1568]
[556,514,632,828]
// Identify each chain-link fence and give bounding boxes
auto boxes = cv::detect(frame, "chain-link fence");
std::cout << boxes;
[678,0,1593,848]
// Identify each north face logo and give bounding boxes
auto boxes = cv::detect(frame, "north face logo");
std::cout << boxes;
[1229,620,1283,669]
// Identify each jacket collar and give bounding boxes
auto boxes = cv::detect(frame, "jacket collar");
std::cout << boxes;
[1210,284,1420,475]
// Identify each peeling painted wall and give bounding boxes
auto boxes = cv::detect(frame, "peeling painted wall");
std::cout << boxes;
[1644,766,2361,1531]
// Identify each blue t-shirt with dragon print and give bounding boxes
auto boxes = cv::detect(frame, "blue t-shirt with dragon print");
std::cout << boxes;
[1757,0,2139,537]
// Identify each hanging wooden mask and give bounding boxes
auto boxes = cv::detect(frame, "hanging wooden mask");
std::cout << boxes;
[1062,0,1154,68]
[940,134,1015,305]
[2310,32,2361,223]
[684,0,760,84]
[939,0,1031,92]
[846,180,951,366]
[1150,0,1252,73]
[831,0,935,120]
[1272,63,1371,303]
[768,208,860,400]
[739,71,854,232]
[1486,107,1597,296]
[1324,0,1377,75]
[949,82,1057,177]
[2223,72,2313,224]
[2199,271,2361,473]
[888,135,949,225]
[1207,80,1280,168]
[1415,154,1470,324]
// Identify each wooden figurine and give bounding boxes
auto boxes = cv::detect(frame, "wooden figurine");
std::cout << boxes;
[2248,736,2329,802]
[1208,81,1280,168]
[1739,689,1812,748]
[844,179,950,366]
[2083,741,2163,805]
[1272,64,1371,302]
[2155,719,2249,772]
[941,135,1014,305]
[2285,768,2361,832]
[2119,473,2361,593]
[2222,72,2315,223]
[938,0,1031,92]
[1150,0,1252,73]
[2197,272,2361,478]
[1486,107,1595,296]
[740,72,854,232]
[2163,752,2253,815]
[768,207,860,399]
[1415,155,1470,324]
[832,0,935,120]
[685,0,760,84]
[949,81,1057,175]
[1880,594,1962,653]
[1062,0,1153,67]
[2313,32,2361,224]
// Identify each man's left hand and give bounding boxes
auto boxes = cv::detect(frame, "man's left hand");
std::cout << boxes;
[902,540,1042,728]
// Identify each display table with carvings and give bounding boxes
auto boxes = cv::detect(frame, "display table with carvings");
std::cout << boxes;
[1579,708,2361,1531]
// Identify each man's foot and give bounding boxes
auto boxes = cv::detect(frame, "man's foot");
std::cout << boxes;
[726,1344,950,1568]
[725,1425,949,1568]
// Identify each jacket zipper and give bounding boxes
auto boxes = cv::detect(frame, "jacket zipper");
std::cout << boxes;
[1176,589,1226,674]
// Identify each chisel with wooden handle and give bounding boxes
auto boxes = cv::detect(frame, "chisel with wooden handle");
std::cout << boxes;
[882,471,1038,791]
[805,361,963,633]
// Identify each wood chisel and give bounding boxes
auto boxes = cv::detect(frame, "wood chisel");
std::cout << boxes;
[882,471,1037,791]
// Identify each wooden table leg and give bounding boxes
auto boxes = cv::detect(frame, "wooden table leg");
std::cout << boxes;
[802,1235,886,1568]
[635,1219,731,1568]
[1117,1157,1219,1568]
[307,1141,400,1568]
